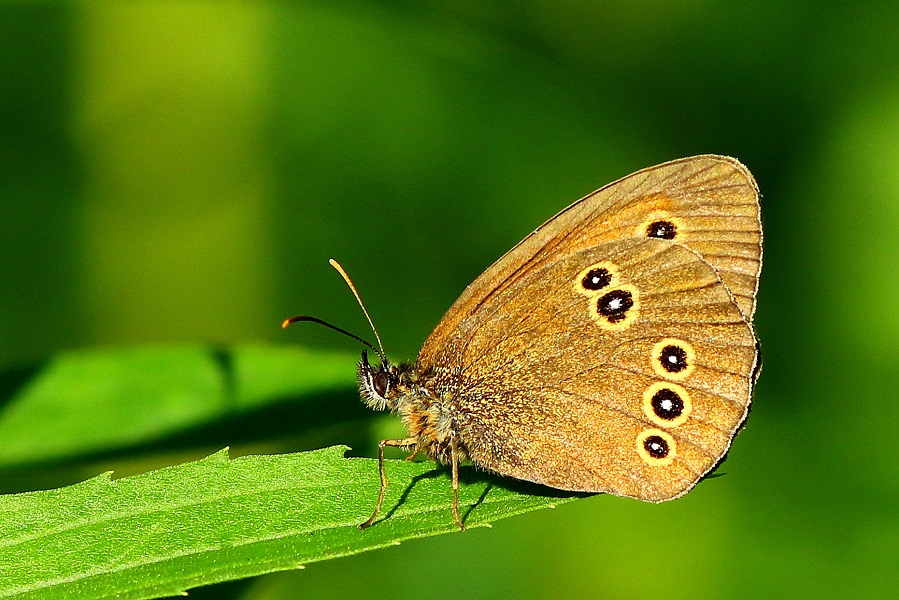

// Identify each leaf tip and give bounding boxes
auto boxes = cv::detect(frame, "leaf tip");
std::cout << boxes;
[207,447,231,462]
[327,444,353,459]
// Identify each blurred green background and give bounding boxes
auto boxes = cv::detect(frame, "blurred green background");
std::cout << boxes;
[2,1,898,598]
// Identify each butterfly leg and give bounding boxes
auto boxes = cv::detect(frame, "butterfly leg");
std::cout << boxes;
[451,441,465,531]
[359,437,417,529]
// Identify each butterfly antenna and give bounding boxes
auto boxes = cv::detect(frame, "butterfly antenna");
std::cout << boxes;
[327,258,388,363]
[281,315,379,355]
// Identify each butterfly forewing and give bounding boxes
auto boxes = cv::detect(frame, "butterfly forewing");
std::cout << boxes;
[420,155,761,367]
[417,155,761,501]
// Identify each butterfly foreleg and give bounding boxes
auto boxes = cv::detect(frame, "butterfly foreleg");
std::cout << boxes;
[450,440,465,531]
[359,437,417,529]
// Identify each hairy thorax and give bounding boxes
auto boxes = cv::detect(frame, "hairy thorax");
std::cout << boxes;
[396,377,466,464]
[358,355,469,465]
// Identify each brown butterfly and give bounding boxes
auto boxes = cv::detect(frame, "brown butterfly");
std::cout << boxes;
[286,155,761,530]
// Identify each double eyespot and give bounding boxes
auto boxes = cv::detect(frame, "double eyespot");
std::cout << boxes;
[637,339,697,467]
[575,262,640,331]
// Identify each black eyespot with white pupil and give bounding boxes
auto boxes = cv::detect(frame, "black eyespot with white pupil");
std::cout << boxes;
[643,435,670,459]
[373,371,389,396]
[659,345,689,373]
[597,289,634,323]
[581,267,612,291]
[647,220,677,239]
[651,388,684,421]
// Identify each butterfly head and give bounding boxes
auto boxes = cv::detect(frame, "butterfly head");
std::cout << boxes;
[358,349,401,412]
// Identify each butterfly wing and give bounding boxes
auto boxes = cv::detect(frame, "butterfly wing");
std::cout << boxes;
[417,155,761,500]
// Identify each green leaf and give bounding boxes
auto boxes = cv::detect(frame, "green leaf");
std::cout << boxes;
[0,446,582,599]
[0,345,358,468]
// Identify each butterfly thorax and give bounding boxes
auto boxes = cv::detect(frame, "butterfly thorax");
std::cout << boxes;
[357,351,466,465]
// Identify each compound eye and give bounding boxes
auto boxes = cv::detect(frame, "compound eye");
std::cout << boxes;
[373,371,390,397]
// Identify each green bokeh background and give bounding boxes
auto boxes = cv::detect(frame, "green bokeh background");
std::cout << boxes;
[2,2,898,598]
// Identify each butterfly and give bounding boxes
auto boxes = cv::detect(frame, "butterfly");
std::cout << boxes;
[286,155,761,530]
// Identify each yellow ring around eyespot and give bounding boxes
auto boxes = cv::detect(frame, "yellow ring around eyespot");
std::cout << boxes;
[636,428,677,467]
[642,381,692,428]
[651,338,696,380]
[637,212,687,241]
[573,261,621,297]
[590,284,641,331]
